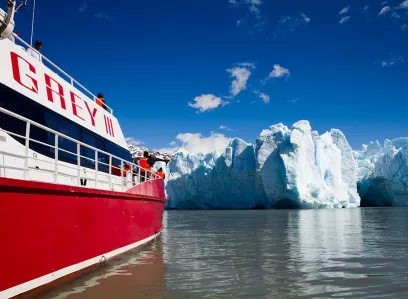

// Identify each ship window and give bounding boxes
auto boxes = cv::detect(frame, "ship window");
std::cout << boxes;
[79,132,109,173]
[0,112,27,149]
[0,111,26,138]
[81,132,96,168]
[0,88,47,154]
[95,137,109,173]
[58,135,77,164]
[30,125,53,158]
[110,157,123,176]
[106,143,133,176]
[45,112,80,164]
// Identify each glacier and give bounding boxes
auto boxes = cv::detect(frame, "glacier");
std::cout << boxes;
[164,120,361,209]
[354,138,408,206]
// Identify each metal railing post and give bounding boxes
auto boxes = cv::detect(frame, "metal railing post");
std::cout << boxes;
[120,160,124,191]
[137,163,140,184]
[23,122,30,180]
[130,164,134,187]
[109,155,112,190]
[95,150,98,188]
[77,143,81,186]
[54,134,58,184]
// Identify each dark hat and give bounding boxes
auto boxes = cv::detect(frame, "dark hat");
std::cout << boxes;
[97,93,104,98]
[34,40,42,46]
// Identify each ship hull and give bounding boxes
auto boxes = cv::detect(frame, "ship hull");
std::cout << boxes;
[0,177,166,298]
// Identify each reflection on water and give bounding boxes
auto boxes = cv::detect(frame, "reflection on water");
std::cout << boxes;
[41,241,167,299]
[40,208,408,299]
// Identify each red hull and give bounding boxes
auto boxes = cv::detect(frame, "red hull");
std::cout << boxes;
[0,177,166,298]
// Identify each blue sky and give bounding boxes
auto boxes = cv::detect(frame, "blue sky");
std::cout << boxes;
[12,0,408,152]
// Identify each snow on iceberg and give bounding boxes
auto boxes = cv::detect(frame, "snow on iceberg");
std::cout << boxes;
[354,138,408,206]
[165,120,361,209]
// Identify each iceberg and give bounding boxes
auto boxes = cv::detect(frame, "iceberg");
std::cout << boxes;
[165,120,360,209]
[354,138,408,206]
[165,139,259,209]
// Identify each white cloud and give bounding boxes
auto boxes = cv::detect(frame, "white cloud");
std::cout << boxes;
[400,0,408,8]
[287,98,299,104]
[188,94,228,113]
[227,67,252,97]
[339,16,351,24]
[402,24,408,31]
[229,0,263,20]
[392,12,401,18]
[246,0,262,19]
[259,93,270,104]
[169,141,177,146]
[235,62,255,68]
[78,2,88,13]
[381,54,405,67]
[219,125,234,131]
[94,12,114,21]
[254,90,270,103]
[175,133,231,155]
[339,6,350,15]
[275,13,311,35]
[269,64,290,79]
[228,0,268,31]
[301,13,311,23]
[363,5,369,11]
[378,6,391,15]
[125,137,144,146]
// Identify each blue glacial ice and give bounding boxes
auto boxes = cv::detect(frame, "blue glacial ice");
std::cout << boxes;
[165,120,361,209]
[354,138,408,206]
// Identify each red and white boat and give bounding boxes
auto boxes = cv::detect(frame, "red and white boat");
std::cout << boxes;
[0,2,165,298]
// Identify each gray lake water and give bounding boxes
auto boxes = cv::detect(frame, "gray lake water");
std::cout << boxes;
[41,208,408,299]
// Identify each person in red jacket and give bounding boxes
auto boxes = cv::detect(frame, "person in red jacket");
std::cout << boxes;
[95,93,108,110]
[156,168,165,180]
[139,151,153,182]
[122,163,132,177]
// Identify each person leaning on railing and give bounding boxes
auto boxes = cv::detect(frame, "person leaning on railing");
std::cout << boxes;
[26,40,42,62]
[95,93,108,110]
[139,151,155,182]
[156,168,165,180]
[122,163,131,177]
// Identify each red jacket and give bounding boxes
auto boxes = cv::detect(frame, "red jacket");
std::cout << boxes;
[156,171,165,179]
[139,158,151,173]
[122,165,131,177]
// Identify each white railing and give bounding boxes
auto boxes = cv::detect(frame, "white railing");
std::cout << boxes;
[0,107,160,192]
[10,33,114,115]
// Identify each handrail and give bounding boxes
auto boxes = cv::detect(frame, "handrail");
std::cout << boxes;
[0,107,161,191]
[10,33,114,115]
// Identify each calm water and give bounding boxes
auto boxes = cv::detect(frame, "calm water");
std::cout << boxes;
[41,208,408,299]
